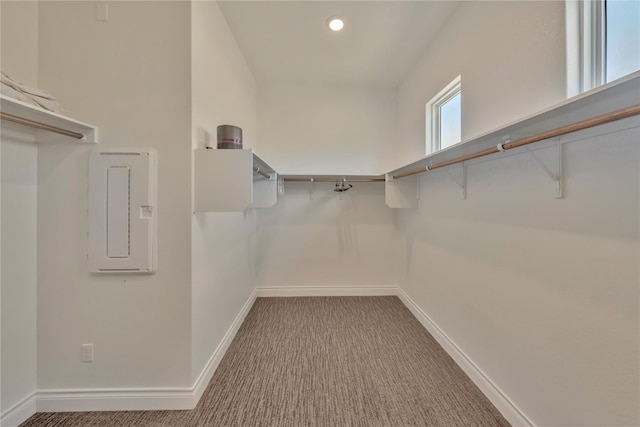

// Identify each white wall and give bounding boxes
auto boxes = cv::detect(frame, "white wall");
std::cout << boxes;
[0,1,38,87]
[1,2,39,423]
[256,182,398,291]
[394,2,639,424]
[1,130,38,424]
[36,1,193,392]
[258,84,396,174]
[191,1,257,151]
[398,123,639,426]
[394,1,566,168]
[190,0,258,384]
[255,80,399,292]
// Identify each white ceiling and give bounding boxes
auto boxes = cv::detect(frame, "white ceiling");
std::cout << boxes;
[217,1,461,89]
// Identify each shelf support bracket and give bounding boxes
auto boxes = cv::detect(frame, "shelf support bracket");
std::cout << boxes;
[308,177,316,200]
[523,141,563,199]
[277,177,285,196]
[445,162,467,200]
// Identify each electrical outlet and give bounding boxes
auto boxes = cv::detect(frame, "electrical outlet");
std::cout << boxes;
[81,344,94,362]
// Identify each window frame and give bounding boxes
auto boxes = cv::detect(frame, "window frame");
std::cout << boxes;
[566,0,640,96]
[426,75,462,155]
[567,0,606,97]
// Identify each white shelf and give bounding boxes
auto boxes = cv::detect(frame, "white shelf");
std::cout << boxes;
[385,72,640,208]
[194,149,278,212]
[0,94,98,143]
[280,174,385,182]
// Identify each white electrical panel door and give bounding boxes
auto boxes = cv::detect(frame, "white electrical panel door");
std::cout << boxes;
[89,149,157,273]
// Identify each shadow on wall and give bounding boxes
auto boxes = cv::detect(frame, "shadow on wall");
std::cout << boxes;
[255,181,398,287]
[397,126,639,332]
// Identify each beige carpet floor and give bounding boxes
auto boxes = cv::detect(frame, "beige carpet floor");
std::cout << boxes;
[21,296,510,426]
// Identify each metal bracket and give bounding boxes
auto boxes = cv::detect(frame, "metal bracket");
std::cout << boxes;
[277,177,285,196]
[523,141,563,198]
[308,177,316,200]
[445,163,467,200]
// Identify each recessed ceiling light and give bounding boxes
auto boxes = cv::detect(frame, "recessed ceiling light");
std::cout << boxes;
[327,16,345,32]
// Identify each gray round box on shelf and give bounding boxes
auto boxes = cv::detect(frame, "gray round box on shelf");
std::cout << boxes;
[216,124,242,149]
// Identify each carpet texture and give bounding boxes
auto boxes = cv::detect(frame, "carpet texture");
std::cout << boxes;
[21,296,510,426]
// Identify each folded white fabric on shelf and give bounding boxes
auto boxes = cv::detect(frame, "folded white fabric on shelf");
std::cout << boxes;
[1,71,55,100]
[1,71,71,116]
[1,80,38,106]
[29,95,70,115]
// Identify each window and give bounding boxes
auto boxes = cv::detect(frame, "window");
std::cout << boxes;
[426,75,461,154]
[567,0,640,96]
[606,0,640,82]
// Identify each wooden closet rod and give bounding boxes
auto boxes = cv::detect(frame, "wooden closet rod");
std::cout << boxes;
[392,104,640,180]
[0,112,85,140]
[253,166,270,179]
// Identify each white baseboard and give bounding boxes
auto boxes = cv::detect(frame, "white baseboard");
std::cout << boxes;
[36,388,195,412]
[256,285,399,297]
[191,287,257,402]
[1,392,36,427]
[35,289,258,413]
[397,288,534,427]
